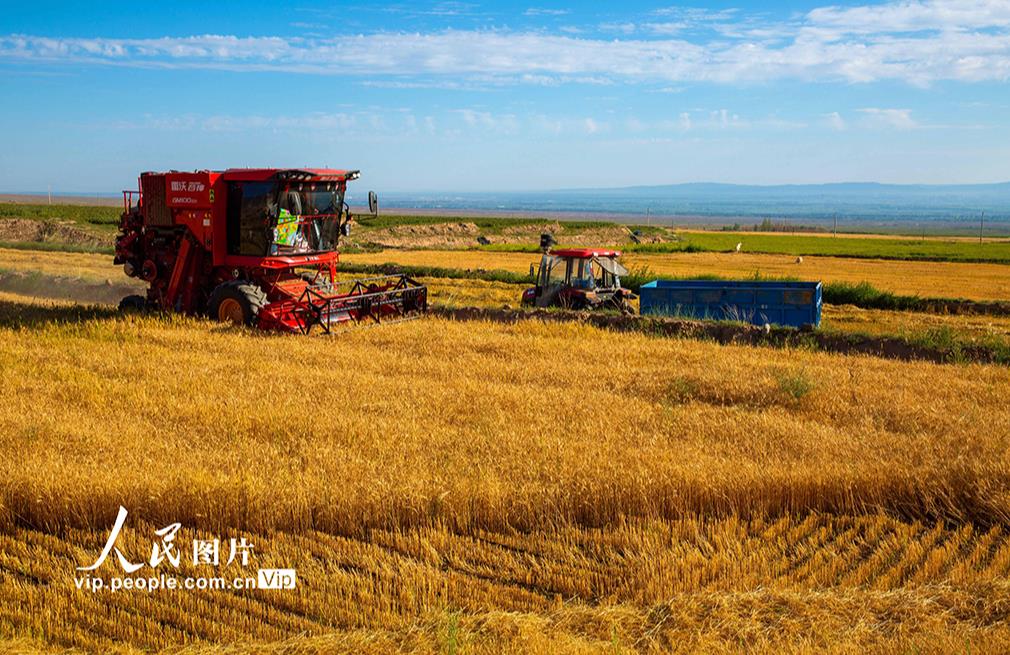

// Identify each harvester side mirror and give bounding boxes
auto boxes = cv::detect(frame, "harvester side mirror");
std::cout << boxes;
[341,222,351,237]
[368,191,378,215]
[529,263,535,278]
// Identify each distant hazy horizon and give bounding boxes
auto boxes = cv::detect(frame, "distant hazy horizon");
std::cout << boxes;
[9,179,1010,197]
[380,181,1010,227]
[6,179,1008,233]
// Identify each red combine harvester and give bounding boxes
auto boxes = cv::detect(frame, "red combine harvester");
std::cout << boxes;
[115,168,426,333]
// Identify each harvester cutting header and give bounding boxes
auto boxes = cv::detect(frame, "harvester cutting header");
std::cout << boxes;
[115,168,426,332]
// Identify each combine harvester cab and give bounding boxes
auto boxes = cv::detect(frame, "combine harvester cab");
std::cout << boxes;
[114,168,426,333]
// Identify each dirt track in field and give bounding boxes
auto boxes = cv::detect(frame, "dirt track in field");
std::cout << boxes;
[0,270,140,306]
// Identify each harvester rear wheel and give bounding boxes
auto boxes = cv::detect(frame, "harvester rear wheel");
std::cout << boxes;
[207,281,267,327]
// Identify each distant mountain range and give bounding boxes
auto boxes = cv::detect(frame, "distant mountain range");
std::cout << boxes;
[587,181,1010,193]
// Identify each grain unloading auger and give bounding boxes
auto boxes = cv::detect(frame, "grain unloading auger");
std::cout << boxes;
[114,168,426,333]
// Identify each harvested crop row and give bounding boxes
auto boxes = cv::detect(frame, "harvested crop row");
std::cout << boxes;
[5,516,1010,652]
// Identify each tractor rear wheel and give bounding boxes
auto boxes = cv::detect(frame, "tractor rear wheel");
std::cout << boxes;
[207,281,267,326]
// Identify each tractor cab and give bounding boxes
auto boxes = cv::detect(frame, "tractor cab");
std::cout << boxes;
[522,247,635,312]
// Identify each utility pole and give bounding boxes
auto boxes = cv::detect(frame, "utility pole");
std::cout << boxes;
[48,185,52,205]
[833,214,837,238]
[647,207,651,228]
[980,210,985,245]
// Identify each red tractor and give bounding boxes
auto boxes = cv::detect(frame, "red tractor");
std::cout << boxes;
[114,168,426,333]
[521,243,636,312]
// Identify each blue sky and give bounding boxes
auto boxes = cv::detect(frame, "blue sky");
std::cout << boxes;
[1,0,1009,193]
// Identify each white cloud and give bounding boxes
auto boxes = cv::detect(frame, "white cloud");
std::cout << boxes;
[645,8,756,37]
[98,107,846,140]
[806,0,1010,34]
[825,111,847,130]
[2,0,1009,85]
[597,22,637,34]
[452,109,519,133]
[401,2,480,18]
[109,112,365,132]
[645,22,689,35]
[652,7,739,21]
[524,8,570,16]
[614,111,802,134]
[360,79,466,90]
[858,107,918,129]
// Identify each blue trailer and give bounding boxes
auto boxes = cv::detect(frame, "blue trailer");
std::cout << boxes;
[639,279,822,329]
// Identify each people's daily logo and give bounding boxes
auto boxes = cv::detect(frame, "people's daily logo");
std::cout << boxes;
[74,506,295,593]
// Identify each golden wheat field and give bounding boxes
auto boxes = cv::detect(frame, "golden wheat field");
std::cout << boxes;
[14,295,1010,532]
[342,249,1010,302]
[2,286,1010,652]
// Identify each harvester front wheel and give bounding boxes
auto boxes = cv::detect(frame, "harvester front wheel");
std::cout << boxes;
[207,281,267,327]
